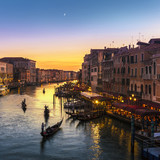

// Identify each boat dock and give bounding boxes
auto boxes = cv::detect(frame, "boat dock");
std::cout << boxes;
[142,138,160,160]
[143,147,160,160]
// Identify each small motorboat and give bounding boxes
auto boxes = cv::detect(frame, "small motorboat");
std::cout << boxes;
[40,118,63,137]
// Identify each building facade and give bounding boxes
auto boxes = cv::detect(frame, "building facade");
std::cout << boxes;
[0,57,36,84]
[0,61,13,84]
[81,38,160,104]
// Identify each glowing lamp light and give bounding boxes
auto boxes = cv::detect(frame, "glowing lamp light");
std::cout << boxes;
[95,100,99,104]
[132,94,134,97]
[134,98,136,101]
[129,97,132,100]
[88,87,92,92]
[121,100,124,103]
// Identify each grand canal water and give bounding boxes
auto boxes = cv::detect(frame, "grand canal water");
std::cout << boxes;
[0,83,142,160]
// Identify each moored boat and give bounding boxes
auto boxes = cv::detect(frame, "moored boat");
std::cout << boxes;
[40,118,63,137]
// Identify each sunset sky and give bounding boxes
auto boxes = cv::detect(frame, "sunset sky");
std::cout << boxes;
[0,0,160,71]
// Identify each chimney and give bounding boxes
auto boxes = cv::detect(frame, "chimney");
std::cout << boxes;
[104,46,106,49]
[133,45,134,48]
[129,45,131,49]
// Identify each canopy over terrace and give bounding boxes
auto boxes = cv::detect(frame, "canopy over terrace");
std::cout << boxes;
[139,99,160,111]
[112,102,160,117]
[81,92,103,101]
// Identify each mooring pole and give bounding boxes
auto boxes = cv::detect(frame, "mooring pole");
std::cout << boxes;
[60,97,63,116]
[131,115,135,153]
[60,98,62,117]
[151,119,154,145]
[53,94,55,104]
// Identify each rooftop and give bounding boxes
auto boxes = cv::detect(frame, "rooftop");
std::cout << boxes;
[0,57,36,62]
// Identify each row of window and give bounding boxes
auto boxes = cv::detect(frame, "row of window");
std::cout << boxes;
[91,68,97,72]
[114,62,156,76]
[1,67,5,71]
[120,54,144,64]
[130,83,156,96]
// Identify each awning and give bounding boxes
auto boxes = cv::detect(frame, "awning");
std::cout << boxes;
[139,99,160,109]
[135,109,160,116]
[112,102,160,116]
[81,92,102,100]
[125,105,145,113]
[112,102,128,110]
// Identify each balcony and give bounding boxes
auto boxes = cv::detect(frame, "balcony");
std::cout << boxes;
[142,74,152,80]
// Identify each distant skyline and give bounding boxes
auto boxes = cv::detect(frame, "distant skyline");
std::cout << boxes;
[0,0,160,71]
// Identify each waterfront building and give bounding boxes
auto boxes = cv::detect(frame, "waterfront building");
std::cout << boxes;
[70,71,77,80]
[101,48,119,94]
[112,38,160,103]
[82,48,118,92]
[63,71,71,81]
[90,49,104,92]
[82,54,90,85]
[0,57,36,84]
[19,69,30,84]
[40,69,46,83]
[45,70,51,83]
[77,69,82,84]
[59,70,64,81]
[50,69,64,82]
[81,38,160,105]
[113,46,130,96]
[36,68,42,84]
[0,61,13,84]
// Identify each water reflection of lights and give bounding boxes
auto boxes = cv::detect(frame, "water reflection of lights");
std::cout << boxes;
[90,122,102,159]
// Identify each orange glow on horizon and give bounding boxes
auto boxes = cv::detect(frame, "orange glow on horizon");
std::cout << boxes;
[37,61,81,71]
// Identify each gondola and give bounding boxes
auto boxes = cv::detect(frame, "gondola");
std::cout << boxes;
[40,118,63,138]
[44,108,49,116]
[21,99,27,110]
[44,105,50,117]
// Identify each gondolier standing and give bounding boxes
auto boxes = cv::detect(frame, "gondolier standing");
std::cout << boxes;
[41,122,44,133]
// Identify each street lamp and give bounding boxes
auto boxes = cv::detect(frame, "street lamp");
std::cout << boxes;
[95,100,99,104]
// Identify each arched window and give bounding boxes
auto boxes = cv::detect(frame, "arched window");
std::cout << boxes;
[135,84,137,92]
[141,84,143,93]
[146,66,148,74]
[128,66,130,74]
[123,67,125,73]
[118,68,120,74]
[149,85,151,94]
[145,85,147,94]
[131,84,133,91]
[153,82,156,96]
[149,66,152,74]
